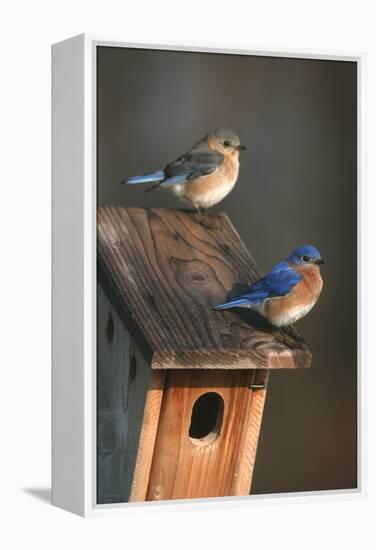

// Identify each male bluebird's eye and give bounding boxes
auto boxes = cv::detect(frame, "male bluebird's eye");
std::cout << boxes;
[223,140,230,147]
[302,255,310,262]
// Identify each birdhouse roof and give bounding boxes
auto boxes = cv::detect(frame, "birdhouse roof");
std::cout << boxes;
[97,207,311,370]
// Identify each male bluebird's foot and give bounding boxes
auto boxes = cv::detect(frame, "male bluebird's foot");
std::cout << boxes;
[283,325,306,344]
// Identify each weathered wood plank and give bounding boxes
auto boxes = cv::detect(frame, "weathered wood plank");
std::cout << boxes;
[231,370,269,494]
[97,286,150,504]
[128,370,166,502]
[97,207,311,369]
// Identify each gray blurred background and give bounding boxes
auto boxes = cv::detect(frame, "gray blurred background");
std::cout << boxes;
[97,46,357,494]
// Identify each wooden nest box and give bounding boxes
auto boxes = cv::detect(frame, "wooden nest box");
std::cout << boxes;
[97,207,311,504]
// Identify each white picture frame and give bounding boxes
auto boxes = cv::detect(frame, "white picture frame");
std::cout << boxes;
[52,34,366,517]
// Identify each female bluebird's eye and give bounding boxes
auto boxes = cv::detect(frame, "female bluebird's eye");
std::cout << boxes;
[302,255,310,262]
[223,140,230,147]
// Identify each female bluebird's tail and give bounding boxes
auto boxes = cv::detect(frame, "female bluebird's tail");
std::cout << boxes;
[122,170,165,185]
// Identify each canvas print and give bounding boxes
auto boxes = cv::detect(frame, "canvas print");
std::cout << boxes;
[96,47,357,504]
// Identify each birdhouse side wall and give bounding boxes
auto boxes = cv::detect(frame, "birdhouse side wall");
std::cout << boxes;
[97,285,152,504]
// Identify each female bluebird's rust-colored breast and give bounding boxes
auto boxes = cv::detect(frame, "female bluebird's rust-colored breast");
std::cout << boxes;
[184,151,240,209]
[265,264,323,327]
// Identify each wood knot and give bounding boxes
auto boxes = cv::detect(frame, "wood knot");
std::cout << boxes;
[146,292,157,309]
[184,269,212,286]
[170,257,225,303]
[129,355,137,383]
[106,312,114,343]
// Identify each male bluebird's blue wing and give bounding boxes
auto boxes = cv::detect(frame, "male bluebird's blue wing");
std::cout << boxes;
[124,139,224,187]
[214,261,303,310]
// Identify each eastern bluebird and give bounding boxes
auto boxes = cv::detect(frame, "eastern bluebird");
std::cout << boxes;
[122,128,246,211]
[214,245,324,327]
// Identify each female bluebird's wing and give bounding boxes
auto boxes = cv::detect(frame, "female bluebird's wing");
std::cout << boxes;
[215,261,302,309]
[162,139,224,185]
[124,139,224,187]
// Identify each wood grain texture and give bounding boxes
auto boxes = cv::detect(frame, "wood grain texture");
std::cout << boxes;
[97,286,151,504]
[97,207,311,370]
[231,370,269,494]
[128,370,165,502]
[146,370,263,500]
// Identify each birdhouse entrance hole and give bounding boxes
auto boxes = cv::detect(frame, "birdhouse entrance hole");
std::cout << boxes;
[189,392,224,446]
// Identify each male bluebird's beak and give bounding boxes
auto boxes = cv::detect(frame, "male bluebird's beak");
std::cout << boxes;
[315,258,324,265]
[236,144,247,151]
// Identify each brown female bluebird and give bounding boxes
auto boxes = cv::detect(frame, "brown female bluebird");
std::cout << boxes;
[123,128,246,211]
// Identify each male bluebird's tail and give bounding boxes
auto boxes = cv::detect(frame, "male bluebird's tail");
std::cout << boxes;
[122,170,165,185]
[214,297,251,310]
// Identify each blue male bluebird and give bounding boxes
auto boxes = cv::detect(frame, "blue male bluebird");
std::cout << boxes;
[122,128,246,211]
[215,245,324,327]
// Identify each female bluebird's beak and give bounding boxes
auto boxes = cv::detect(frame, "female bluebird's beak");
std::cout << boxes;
[315,258,325,265]
[236,144,247,151]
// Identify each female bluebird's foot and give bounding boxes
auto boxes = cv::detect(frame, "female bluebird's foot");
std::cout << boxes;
[193,207,220,230]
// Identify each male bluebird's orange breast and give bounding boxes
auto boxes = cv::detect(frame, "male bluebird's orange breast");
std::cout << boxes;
[297,264,323,296]
[265,265,323,326]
